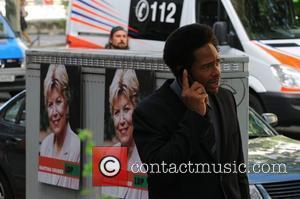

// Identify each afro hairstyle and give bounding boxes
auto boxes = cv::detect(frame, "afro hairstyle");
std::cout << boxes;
[163,23,218,77]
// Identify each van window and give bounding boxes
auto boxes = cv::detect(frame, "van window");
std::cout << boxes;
[128,0,183,41]
[195,0,243,50]
[227,22,243,51]
[0,15,15,39]
[196,0,227,27]
[0,19,9,38]
[231,0,300,40]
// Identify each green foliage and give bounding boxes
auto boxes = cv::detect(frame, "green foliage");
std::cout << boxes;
[78,129,94,178]
[78,129,123,198]
[61,0,69,9]
[78,129,95,196]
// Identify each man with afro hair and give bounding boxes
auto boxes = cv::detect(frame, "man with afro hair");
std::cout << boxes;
[133,23,250,199]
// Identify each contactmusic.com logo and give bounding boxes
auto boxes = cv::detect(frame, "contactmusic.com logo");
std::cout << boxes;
[93,147,128,187]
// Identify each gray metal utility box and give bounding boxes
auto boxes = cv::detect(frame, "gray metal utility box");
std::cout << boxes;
[26,48,248,198]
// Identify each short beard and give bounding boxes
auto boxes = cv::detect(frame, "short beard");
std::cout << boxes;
[112,43,129,49]
[113,45,129,50]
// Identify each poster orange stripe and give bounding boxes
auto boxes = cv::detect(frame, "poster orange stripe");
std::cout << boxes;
[39,156,65,169]
[253,41,300,70]
[39,156,80,168]
[38,169,80,179]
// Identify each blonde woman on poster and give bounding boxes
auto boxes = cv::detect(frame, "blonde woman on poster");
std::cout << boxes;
[38,64,80,190]
[102,69,148,199]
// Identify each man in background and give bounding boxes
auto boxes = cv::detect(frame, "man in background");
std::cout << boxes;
[20,0,32,46]
[105,26,129,49]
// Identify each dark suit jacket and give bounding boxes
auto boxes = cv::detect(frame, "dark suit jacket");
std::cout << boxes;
[133,79,250,199]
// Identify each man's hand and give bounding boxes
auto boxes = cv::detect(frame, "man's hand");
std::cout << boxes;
[181,69,208,116]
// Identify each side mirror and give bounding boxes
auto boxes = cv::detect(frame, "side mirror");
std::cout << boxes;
[261,113,278,127]
[213,21,228,45]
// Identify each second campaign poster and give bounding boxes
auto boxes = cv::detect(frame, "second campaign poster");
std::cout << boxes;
[102,68,155,198]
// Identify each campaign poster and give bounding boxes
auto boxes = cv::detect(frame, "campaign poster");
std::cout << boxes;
[102,68,155,198]
[38,64,81,190]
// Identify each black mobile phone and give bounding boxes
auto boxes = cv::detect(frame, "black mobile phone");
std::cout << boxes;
[177,67,195,88]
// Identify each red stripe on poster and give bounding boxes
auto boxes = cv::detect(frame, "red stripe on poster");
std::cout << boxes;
[38,168,80,179]
[39,156,80,179]
[39,156,80,168]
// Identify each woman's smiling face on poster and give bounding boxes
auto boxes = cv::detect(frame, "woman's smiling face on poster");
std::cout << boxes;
[47,87,68,136]
[112,94,134,147]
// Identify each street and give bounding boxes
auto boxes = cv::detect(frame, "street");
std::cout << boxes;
[26,33,66,48]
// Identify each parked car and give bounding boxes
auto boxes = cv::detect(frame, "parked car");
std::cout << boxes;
[0,91,25,199]
[248,107,300,198]
[0,13,26,96]
[0,91,299,199]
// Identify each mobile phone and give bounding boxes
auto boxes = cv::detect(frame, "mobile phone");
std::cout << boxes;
[177,66,195,88]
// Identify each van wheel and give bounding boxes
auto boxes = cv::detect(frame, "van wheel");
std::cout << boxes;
[0,171,14,199]
[249,93,264,114]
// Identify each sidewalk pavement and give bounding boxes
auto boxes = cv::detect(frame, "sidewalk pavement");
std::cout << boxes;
[26,33,66,48]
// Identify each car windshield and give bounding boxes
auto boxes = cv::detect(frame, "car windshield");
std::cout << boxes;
[230,0,300,40]
[0,15,15,39]
[249,109,276,138]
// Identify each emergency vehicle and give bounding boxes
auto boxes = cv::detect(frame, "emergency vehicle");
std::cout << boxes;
[66,0,300,126]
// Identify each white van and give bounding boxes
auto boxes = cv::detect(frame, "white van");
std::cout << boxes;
[66,0,300,126]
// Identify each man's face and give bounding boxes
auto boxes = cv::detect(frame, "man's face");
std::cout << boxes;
[191,43,221,94]
[110,30,128,49]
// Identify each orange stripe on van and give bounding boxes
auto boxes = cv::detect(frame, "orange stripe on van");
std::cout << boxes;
[281,87,300,93]
[91,0,118,16]
[67,35,103,49]
[73,2,139,33]
[253,41,300,70]
[71,17,110,33]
